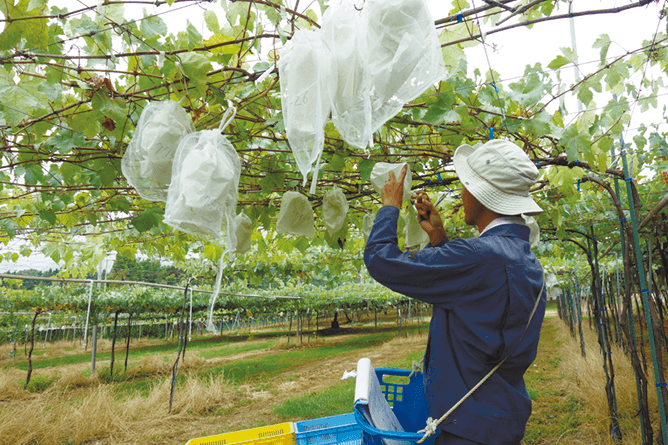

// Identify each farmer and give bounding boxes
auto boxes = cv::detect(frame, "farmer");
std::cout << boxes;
[364,139,546,445]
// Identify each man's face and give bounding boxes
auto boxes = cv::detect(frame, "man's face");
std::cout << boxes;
[461,187,481,226]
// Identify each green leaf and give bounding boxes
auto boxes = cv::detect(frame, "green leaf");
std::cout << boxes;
[179,52,212,88]
[204,33,241,55]
[357,159,375,182]
[593,34,611,62]
[131,207,164,233]
[604,62,629,94]
[547,55,570,70]
[0,0,48,50]
[60,211,78,229]
[46,127,85,154]
[441,110,461,124]
[204,10,220,33]
[0,74,47,127]
[559,125,591,163]
[560,47,578,63]
[140,10,168,39]
[177,21,203,51]
[423,92,457,124]
[509,73,545,107]
[39,209,56,225]
[260,172,285,193]
[294,237,310,254]
[94,159,117,187]
[27,0,47,10]
[328,153,347,172]
[203,244,220,261]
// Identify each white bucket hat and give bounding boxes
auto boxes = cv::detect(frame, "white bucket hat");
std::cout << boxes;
[453,139,543,216]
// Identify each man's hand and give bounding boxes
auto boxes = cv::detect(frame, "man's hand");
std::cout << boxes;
[414,192,447,246]
[381,164,408,210]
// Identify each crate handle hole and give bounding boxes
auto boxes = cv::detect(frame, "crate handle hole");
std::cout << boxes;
[381,375,410,386]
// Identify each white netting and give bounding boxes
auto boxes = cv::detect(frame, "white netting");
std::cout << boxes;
[278,30,334,194]
[164,127,240,241]
[323,187,349,236]
[322,0,371,149]
[279,0,446,176]
[370,162,413,202]
[121,100,195,201]
[162,108,241,334]
[363,0,446,135]
[276,191,315,238]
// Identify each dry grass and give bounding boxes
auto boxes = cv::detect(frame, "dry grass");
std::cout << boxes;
[0,369,235,445]
[0,367,30,401]
[55,366,100,389]
[556,318,660,444]
[138,353,172,375]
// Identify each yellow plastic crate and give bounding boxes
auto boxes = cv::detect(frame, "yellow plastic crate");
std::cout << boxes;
[186,422,296,445]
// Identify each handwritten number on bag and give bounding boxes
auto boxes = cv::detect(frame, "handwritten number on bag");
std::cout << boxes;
[153,142,175,157]
[292,92,309,107]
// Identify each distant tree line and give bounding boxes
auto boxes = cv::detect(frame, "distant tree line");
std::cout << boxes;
[5,257,187,289]
[3,269,60,290]
[105,256,187,286]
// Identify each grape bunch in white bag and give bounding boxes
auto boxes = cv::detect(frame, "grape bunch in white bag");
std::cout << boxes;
[121,101,195,202]
[279,0,446,189]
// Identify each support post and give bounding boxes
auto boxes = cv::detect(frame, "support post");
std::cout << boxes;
[620,138,668,445]
[91,325,97,375]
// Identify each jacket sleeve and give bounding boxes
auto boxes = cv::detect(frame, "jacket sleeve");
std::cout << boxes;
[363,206,479,306]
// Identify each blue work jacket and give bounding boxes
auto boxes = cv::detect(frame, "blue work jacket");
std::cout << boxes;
[364,206,546,445]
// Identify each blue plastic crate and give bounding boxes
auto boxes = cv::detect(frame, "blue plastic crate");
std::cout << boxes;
[354,368,437,445]
[295,413,362,445]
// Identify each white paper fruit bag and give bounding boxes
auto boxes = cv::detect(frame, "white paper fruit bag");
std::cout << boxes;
[322,0,371,149]
[404,211,429,248]
[370,162,413,202]
[235,212,252,254]
[122,100,195,201]
[276,191,315,238]
[362,0,446,141]
[278,30,335,194]
[164,109,240,248]
[323,187,349,236]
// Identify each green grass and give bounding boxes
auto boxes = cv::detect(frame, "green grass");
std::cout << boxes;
[24,374,58,392]
[198,339,276,359]
[273,379,356,419]
[5,335,249,371]
[522,319,590,444]
[271,339,426,421]
[201,331,400,384]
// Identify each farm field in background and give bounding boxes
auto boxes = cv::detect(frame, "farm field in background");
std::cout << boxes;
[0,307,663,445]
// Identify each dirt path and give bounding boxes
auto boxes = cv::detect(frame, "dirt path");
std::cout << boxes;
[168,333,428,444]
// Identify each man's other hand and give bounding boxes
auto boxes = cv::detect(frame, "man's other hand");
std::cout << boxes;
[415,192,447,246]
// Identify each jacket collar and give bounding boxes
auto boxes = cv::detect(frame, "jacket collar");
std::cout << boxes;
[479,223,531,242]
